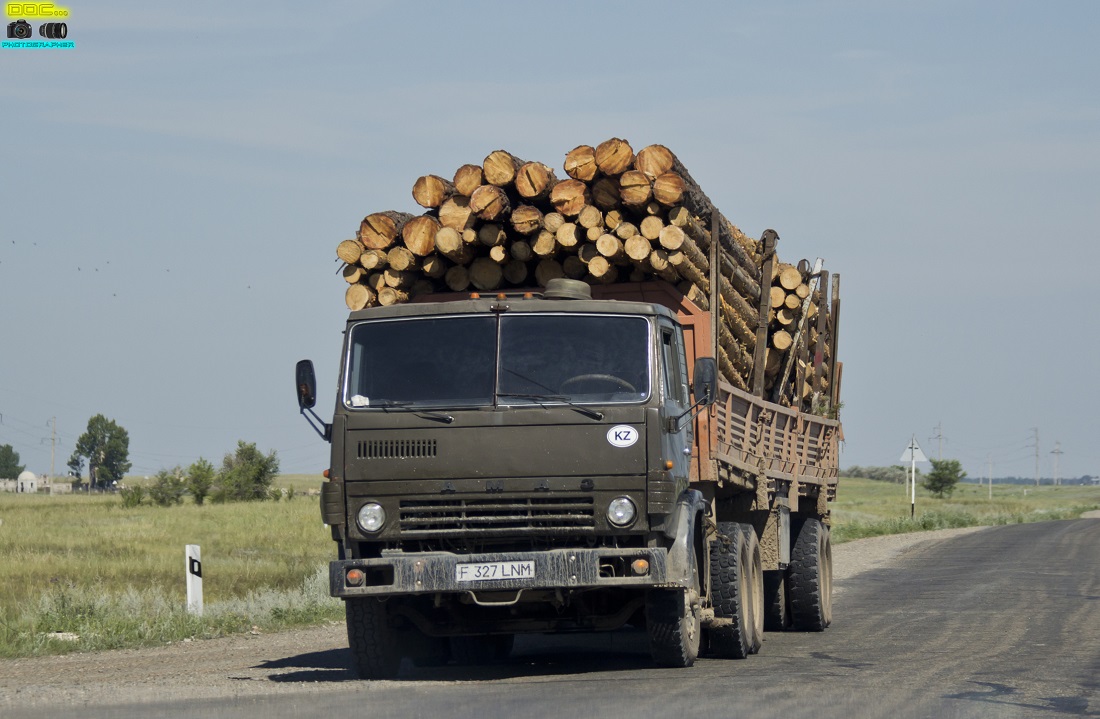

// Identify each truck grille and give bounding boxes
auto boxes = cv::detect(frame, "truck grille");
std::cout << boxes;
[358,439,437,460]
[398,496,595,536]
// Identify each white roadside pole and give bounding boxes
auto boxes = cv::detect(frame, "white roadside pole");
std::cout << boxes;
[900,436,928,519]
[186,544,203,616]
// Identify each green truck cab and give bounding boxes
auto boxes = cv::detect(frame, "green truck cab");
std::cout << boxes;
[296,277,841,678]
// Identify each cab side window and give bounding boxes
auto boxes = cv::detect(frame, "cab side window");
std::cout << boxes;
[661,326,687,405]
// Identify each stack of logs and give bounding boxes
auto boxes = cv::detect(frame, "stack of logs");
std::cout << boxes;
[335,139,838,413]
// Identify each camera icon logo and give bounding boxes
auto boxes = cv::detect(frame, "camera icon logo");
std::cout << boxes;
[39,21,66,39]
[6,18,32,38]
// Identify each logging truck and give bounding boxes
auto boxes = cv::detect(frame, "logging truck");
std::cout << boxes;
[295,256,842,678]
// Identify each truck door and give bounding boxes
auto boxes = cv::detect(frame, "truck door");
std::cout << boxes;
[659,321,692,481]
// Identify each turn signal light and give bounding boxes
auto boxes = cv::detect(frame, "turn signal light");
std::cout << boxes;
[664,460,674,470]
[470,292,481,299]
[631,559,650,576]
[322,469,330,479]
[346,569,365,587]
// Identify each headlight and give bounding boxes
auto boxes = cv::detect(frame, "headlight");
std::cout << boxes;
[607,496,637,527]
[357,502,386,533]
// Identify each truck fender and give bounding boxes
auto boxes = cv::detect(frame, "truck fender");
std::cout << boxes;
[663,489,706,587]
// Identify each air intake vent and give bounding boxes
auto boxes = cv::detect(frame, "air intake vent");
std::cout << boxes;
[358,439,437,460]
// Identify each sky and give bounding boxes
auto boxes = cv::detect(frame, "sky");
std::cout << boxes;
[2,0,1098,482]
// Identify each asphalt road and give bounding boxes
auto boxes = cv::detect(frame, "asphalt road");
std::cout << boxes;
[7,520,1099,719]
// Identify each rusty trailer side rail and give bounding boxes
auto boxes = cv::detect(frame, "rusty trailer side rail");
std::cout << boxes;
[710,380,840,490]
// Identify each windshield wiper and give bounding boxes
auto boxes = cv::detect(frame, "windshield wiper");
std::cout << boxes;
[369,400,454,424]
[496,392,604,421]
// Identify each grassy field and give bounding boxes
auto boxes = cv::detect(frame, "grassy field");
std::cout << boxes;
[0,490,339,658]
[831,477,1100,542]
[1,475,1096,659]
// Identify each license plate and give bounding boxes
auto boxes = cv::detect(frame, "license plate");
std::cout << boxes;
[455,560,535,582]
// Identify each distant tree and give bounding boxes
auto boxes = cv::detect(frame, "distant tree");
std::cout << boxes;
[68,415,132,490]
[0,444,25,479]
[923,458,966,498]
[119,484,145,508]
[211,441,280,503]
[186,458,215,505]
[844,465,916,484]
[148,466,187,507]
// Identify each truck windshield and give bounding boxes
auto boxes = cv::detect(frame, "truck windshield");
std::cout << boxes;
[344,313,650,409]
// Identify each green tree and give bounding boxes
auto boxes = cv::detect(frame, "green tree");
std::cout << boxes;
[68,415,132,490]
[0,444,25,479]
[186,458,215,506]
[923,458,966,498]
[212,441,280,503]
[148,466,187,507]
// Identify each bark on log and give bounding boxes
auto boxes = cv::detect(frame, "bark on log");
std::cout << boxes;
[453,164,484,196]
[483,150,525,187]
[337,239,363,264]
[412,175,456,209]
[578,243,600,264]
[619,170,653,207]
[647,250,681,283]
[667,207,760,301]
[563,145,598,182]
[366,272,385,293]
[469,185,511,222]
[359,211,415,250]
[345,283,375,311]
[550,179,591,217]
[511,204,543,235]
[515,161,557,200]
[439,196,475,231]
[594,137,635,176]
[401,215,441,257]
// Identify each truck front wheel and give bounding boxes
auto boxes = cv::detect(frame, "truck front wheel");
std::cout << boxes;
[788,517,833,631]
[345,598,401,679]
[708,522,763,657]
[646,546,702,667]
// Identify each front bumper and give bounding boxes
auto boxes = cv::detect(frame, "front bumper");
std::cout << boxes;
[329,546,673,598]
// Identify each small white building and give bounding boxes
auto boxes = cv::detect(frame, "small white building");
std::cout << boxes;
[17,471,37,493]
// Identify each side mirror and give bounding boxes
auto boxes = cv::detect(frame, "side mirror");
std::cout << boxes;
[296,359,317,410]
[692,357,717,406]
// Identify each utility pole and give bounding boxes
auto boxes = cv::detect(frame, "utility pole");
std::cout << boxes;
[48,417,57,480]
[1051,442,1063,486]
[930,421,946,460]
[1028,427,1040,486]
[987,453,993,500]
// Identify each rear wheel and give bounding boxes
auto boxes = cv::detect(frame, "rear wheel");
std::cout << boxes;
[646,541,702,667]
[788,517,833,631]
[708,522,763,657]
[345,598,401,679]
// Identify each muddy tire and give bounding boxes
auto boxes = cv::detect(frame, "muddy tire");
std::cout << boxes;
[788,517,833,631]
[345,598,401,679]
[449,634,515,665]
[762,570,790,631]
[646,543,702,667]
[708,522,763,657]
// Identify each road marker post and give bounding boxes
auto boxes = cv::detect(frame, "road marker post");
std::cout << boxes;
[186,544,203,616]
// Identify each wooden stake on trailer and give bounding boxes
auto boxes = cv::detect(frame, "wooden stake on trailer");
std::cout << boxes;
[752,230,778,397]
[829,274,842,409]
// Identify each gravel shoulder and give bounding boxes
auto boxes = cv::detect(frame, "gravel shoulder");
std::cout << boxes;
[0,526,992,710]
